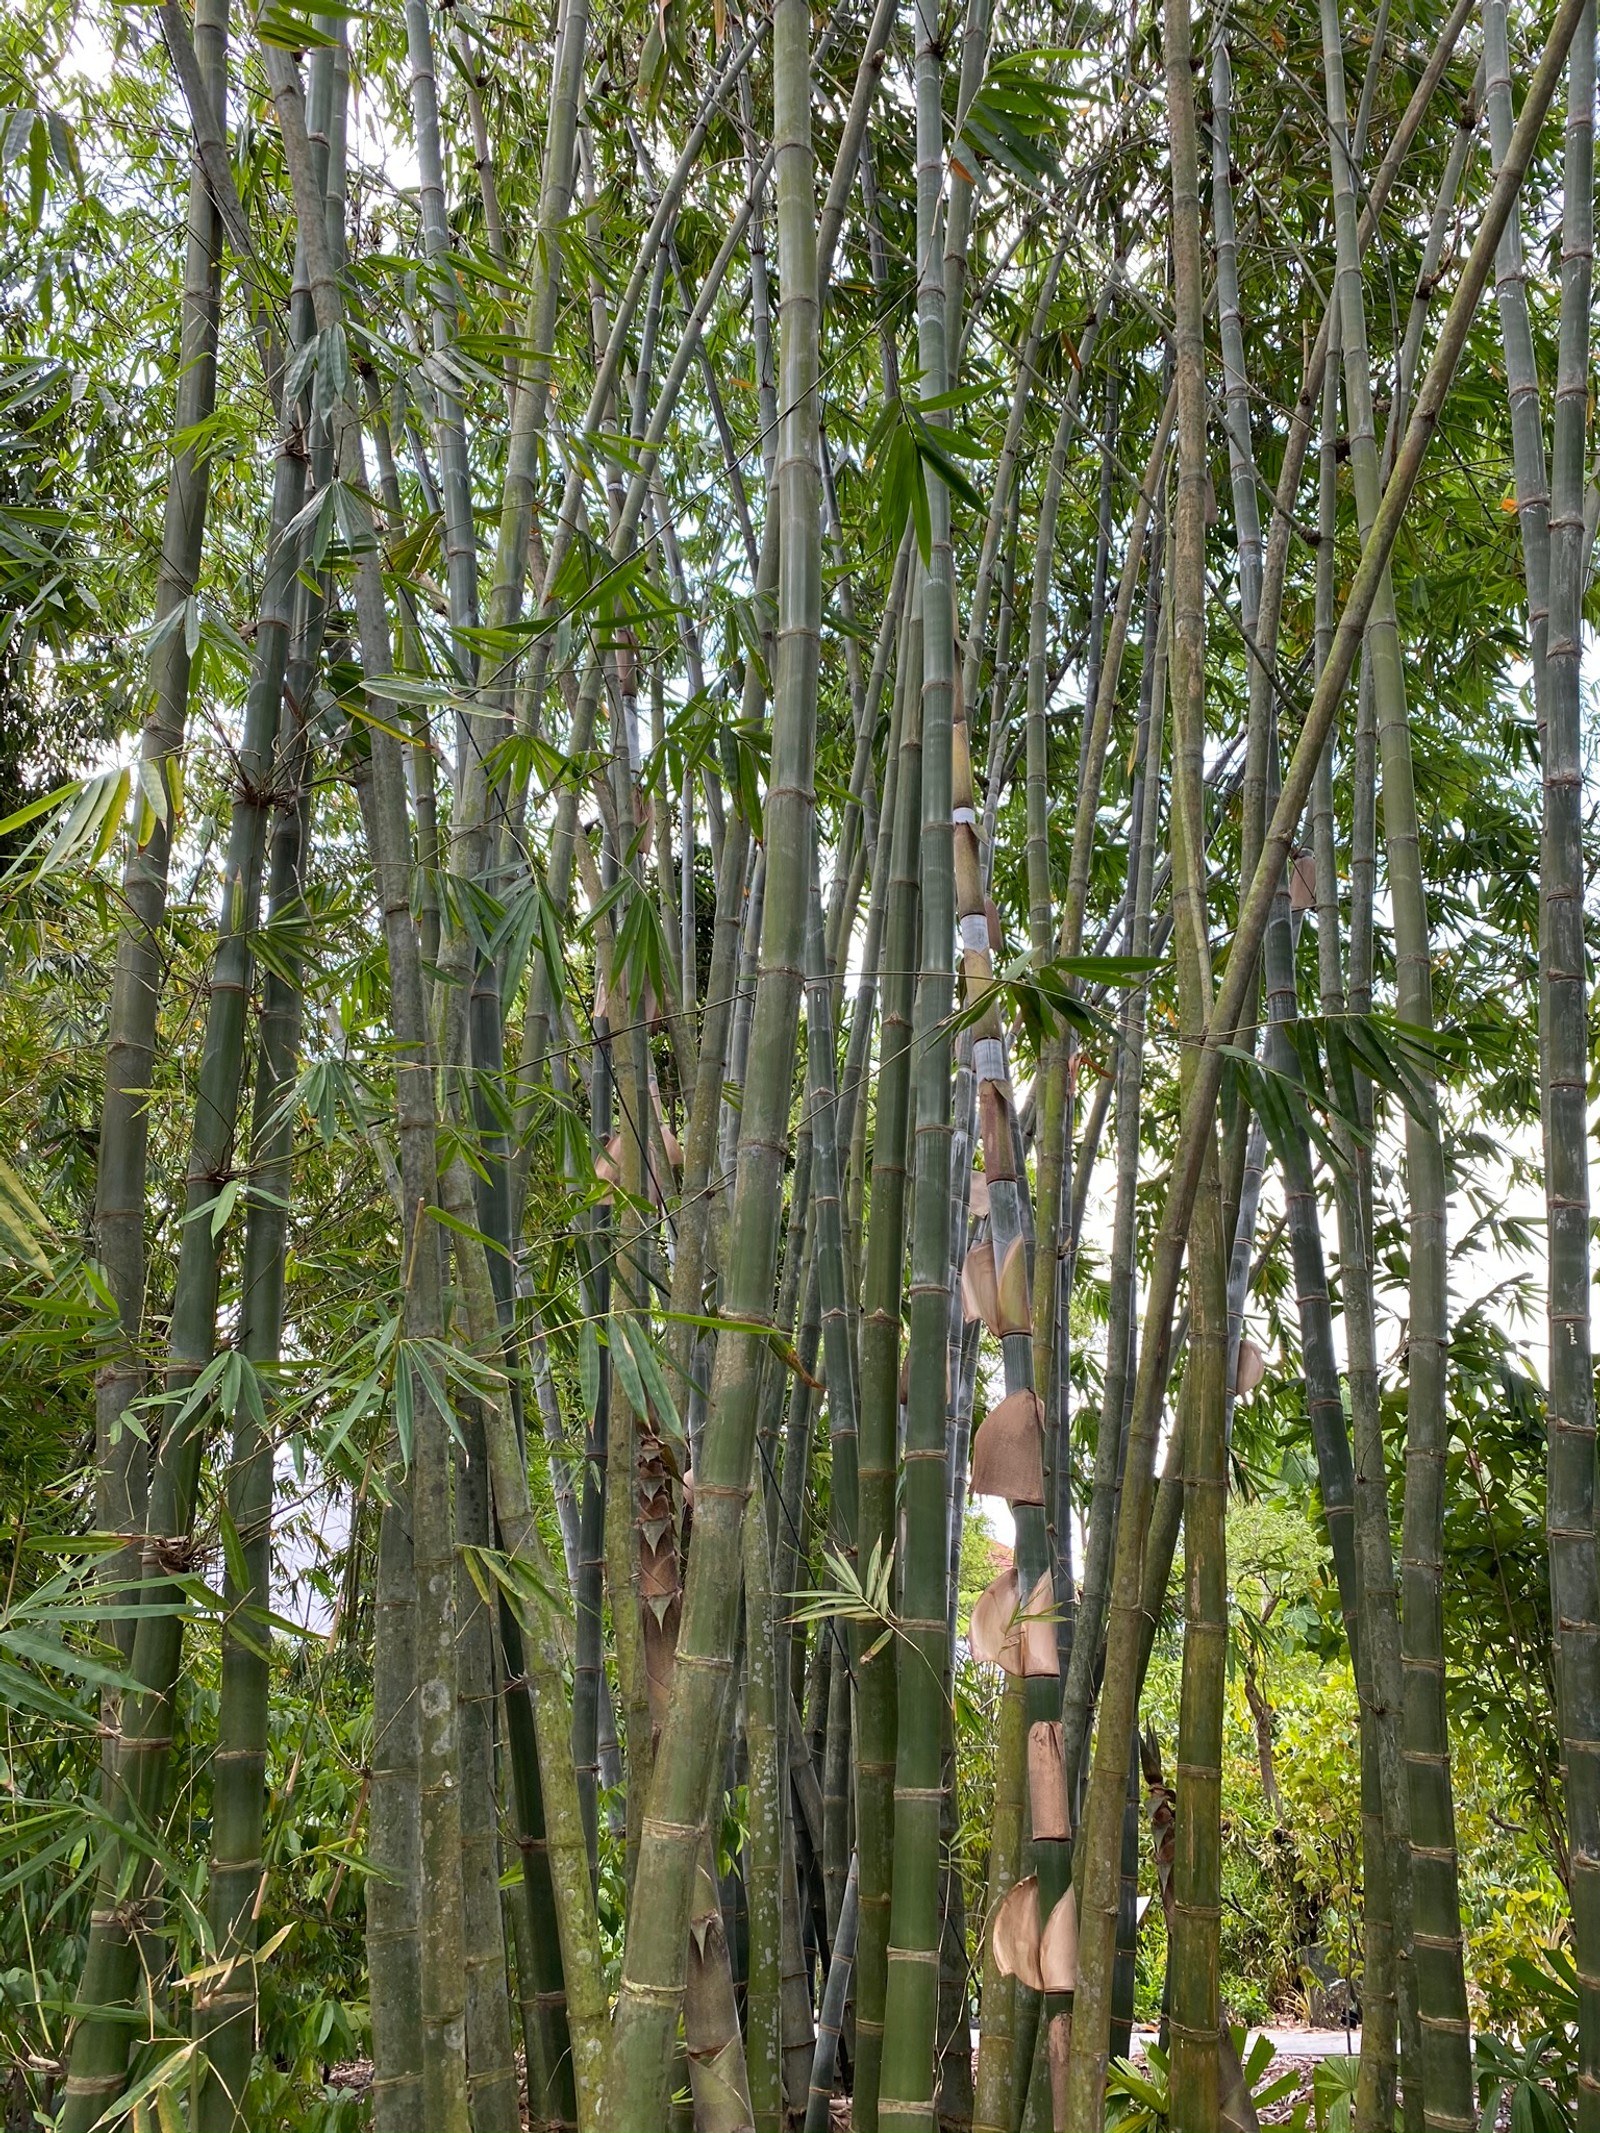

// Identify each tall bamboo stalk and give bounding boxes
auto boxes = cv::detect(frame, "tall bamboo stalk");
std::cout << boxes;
[1318,7,1472,2118]
[93,0,229,1668]
[745,1474,785,2133]
[1028,385,1176,1447]
[1542,10,1600,2118]
[193,713,313,2132]
[256,45,477,2120]
[856,588,923,2132]
[62,88,315,2107]
[607,0,820,2102]
[972,1675,1027,2133]
[879,0,962,2098]
[1044,474,1172,2091]
[439,1156,611,2129]
[1310,317,1409,2133]
[1163,0,1227,2105]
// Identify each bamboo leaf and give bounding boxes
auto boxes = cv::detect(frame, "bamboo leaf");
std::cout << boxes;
[621,1318,685,1449]
[0,1151,51,1271]
[578,1318,601,1421]
[609,1314,649,1421]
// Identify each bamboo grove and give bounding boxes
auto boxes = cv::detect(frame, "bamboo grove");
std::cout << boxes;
[1,0,1598,2124]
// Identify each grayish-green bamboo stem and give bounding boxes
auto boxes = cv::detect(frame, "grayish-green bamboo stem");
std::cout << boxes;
[745,1482,784,2133]
[1319,6,1472,2118]
[856,587,923,2133]
[1164,0,1227,2107]
[1058,493,1168,1822]
[92,0,229,1669]
[194,698,313,2131]
[63,88,320,2109]
[1540,9,1600,2119]
[606,0,819,2105]
[879,0,961,2099]
[255,42,482,2122]
[806,1851,859,2133]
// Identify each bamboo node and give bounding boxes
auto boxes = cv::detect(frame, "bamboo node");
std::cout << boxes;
[640,1813,704,1840]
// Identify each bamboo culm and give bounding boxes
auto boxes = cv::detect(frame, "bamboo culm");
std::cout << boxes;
[606,0,821,2103]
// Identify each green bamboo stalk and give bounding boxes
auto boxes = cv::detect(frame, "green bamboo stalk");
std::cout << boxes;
[1316,304,1414,2127]
[254,44,478,2122]
[721,847,767,1188]
[972,1675,1026,2133]
[453,1407,518,2133]
[1317,9,1472,2119]
[1541,11,1600,2120]
[1077,368,1119,807]
[399,17,525,2124]
[1110,1733,1143,2061]
[856,588,924,2133]
[368,1465,422,2133]
[315,90,425,2096]
[741,70,778,493]
[1028,385,1176,1441]
[1484,0,1551,684]
[745,1482,785,2133]
[92,0,229,1670]
[1025,392,1086,959]
[190,44,334,2112]
[949,500,1065,2129]
[460,984,573,2124]
[689,1829,760,2133]
[467,818,584,2108]
[878,0,963,2080]
[1163,0,1227,2104]
[806,1851,859,2133]
[668,801,755,1400]
[815,0,899,301]
[935,1821,973,2133]
[940,0,991,355]
[811,568,911,2072]
[606,0,820,2101]
[404,0,478,658]
[1215,0,1301,1405]
[781,1735,823,2111]
[603,983,652,1894]
[501,22,767,885]
[822,1640,852,1942]
[193,705,313,2133]
[1209,17,1263,923]
[440,1159,610,2128]
[960,241,1078,753]
[575,1007,613,1887]
[62,109,317,2117]
[1309,321,1408,2133]
[1060,13,1589,2108]
[1058,492,1168,1822]
[937,1084,979,2133]
[801,844,860,2100]
[501,1590,577,2133]
[1482,21,1600,2113]
[1381,77,1482,484]
[371,844,467,2133]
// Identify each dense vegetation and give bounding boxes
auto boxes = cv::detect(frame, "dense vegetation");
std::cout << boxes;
[0,0,1597,2126]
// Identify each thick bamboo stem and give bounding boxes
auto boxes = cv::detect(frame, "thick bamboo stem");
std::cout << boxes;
[607,0,820,2102]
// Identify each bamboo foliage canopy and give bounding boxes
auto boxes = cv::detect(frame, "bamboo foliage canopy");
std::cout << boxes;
[0,0,1596,2126]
